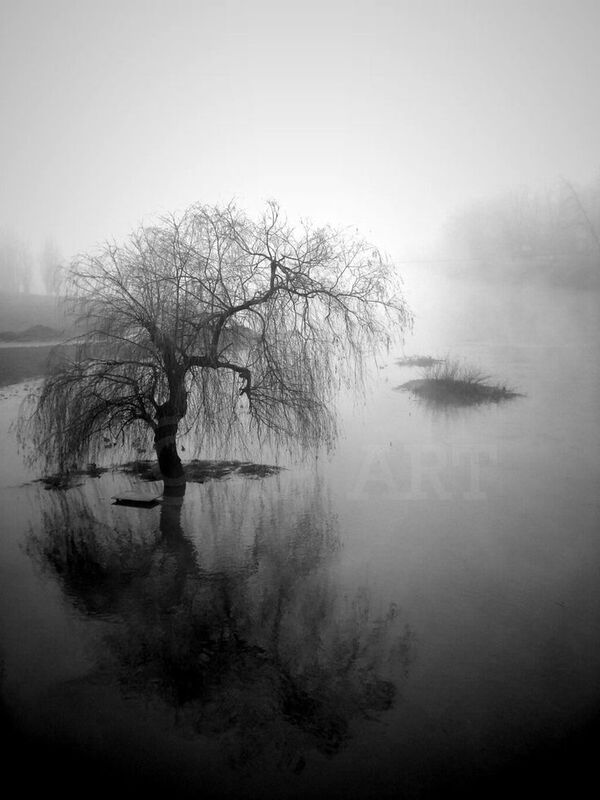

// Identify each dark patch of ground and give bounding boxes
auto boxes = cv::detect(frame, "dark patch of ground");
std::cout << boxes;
[0,345,55,386]
[0,342,93,387]
[0,291,73,332]
[122,458,283,483]
[0,324,63,342]
[37,459,283,490]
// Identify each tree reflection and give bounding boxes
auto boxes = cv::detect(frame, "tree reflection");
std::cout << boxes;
[28,474,415,773]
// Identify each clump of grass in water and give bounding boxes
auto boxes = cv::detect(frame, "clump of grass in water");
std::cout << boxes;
[396,358,521,407]
[395,355,442,368]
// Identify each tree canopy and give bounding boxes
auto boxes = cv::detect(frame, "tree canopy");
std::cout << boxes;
[20,201,411,495]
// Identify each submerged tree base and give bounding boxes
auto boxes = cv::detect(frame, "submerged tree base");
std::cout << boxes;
[122,458,284,483]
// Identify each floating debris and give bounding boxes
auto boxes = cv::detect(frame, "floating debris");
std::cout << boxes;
[113,491,162,507]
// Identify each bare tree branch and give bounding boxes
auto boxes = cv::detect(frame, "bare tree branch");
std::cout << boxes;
[18,201,411,495]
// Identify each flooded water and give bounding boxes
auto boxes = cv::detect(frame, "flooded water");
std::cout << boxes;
[1,275,599,798]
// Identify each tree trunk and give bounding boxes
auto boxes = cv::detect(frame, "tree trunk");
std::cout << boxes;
[154,414,186,498]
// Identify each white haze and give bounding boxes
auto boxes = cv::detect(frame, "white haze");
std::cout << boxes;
[0,0,599,278]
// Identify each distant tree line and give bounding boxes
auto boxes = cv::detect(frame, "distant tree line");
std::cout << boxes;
[441,174,600,288]
[0,231,63,294]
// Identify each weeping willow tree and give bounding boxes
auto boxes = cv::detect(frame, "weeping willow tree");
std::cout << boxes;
[19,201,411,497]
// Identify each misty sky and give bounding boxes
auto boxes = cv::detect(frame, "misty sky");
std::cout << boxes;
[1,0,599,266]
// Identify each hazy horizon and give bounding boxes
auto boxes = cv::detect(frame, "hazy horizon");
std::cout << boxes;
[1,0,600,270]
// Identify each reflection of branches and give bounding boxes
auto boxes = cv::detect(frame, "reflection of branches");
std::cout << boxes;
[29,489,162,617]
[28,474,415,774]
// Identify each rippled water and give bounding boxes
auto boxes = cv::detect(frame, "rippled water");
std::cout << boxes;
[1,276,599,797]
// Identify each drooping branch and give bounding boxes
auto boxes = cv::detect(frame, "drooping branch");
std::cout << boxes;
[19,200,411,477]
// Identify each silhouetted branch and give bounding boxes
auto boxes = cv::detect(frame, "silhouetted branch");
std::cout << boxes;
[19,201,412,482]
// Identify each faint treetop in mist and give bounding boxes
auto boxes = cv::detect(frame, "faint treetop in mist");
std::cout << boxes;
[39,238,63,295]
[441,173,600,287]
[0,230,33,294]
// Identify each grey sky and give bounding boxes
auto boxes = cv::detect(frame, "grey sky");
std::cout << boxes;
[1,0,599,263]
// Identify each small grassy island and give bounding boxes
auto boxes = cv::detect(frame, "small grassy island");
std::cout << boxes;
[396,359,522,407]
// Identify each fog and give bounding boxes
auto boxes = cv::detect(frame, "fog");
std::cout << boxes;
[1,0,599,271]
[1,2,600,798]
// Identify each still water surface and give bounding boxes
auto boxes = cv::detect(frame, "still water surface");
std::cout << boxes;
[1,276,599,797]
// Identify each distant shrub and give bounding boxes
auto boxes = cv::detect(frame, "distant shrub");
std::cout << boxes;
[396,358,521,407]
